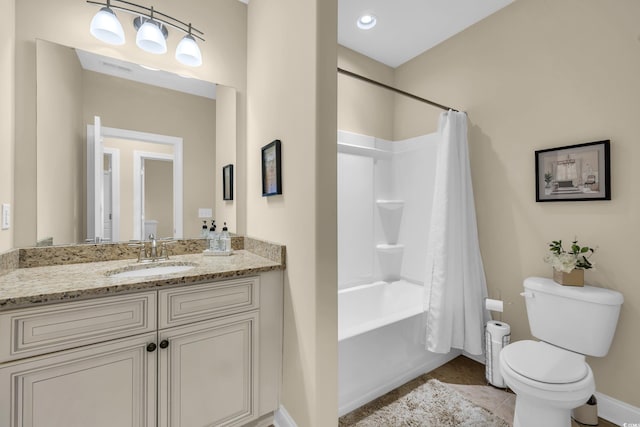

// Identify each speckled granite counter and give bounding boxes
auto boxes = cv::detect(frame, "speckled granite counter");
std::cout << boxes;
[0,240,285,310]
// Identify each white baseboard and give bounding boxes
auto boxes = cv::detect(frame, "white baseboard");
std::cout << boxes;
[595,392,640,426]
[273,405,297,427]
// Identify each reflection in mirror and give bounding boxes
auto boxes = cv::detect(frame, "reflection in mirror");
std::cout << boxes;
[36,39,234,246]
[87,123,182,242]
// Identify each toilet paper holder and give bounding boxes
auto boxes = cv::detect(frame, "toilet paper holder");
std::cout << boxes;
[484,296,512,322]
[485,320,511,388]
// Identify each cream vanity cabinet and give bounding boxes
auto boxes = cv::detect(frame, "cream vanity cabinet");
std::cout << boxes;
[0,271,283,427]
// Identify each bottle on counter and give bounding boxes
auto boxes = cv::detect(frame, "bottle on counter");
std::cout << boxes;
[201,220,209,238]
[221,222,231,252]
[208,220,218,250]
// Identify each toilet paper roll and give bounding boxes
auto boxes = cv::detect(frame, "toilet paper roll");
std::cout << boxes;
[486,320,511,342]
[485,298,504,313]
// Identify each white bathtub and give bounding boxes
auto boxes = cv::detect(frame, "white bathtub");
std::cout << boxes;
[338,280,459,416]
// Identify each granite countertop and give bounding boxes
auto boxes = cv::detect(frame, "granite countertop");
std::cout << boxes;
[0,250,283,310]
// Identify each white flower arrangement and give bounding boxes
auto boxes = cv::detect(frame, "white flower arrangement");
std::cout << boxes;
[544,239,595,273]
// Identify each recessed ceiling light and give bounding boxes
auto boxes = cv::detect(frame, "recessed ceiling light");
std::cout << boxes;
[357,14,377,30]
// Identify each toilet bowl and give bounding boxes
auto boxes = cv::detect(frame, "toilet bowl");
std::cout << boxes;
[500,340,595,427]
[499,277,623,427]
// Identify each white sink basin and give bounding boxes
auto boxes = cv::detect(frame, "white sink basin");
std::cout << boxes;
[107,263,197,278]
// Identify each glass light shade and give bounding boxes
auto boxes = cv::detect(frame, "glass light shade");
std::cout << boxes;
[136,20,167,54]
[175,35,202,67]
[90,7,125,45]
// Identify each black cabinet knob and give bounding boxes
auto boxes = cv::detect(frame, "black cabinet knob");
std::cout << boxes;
[146,342,157,352]
[159,339,170,349]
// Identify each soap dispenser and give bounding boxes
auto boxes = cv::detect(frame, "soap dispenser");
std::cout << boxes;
[208,220,218,250]
[221,222,231,252]
[201,220,209,238]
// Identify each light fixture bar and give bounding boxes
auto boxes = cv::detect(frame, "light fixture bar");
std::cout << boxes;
[86,0,205,41]
[117,0,203,35]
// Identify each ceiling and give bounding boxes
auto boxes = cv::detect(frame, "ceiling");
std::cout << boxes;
[338,0,514,68]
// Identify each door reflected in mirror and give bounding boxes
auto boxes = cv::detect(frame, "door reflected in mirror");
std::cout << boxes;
[88,122,181,243]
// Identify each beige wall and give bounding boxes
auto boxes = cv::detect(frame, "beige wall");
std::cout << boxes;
[36,40,84,245]
[0,0,15,252]
[247,0,337,425]
[215,85,237,232]
[337,46,394,141]
[14,0,247,247]
[392,93,439,141]
[396,0,640,406]
[337,45,438,142]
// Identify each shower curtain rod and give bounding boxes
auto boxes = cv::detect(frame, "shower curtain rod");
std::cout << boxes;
[337,67,458,112]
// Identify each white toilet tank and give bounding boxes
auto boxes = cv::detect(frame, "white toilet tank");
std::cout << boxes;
[523,277,623,357]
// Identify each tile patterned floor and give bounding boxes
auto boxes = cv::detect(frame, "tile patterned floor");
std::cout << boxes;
[339,355,618,427]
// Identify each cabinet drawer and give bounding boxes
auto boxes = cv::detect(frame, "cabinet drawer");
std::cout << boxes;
[159,277,259,329]
[0,292,156,363]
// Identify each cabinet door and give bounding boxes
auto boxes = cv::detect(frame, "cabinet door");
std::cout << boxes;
[158,312,258,427]
[0,333,157,427]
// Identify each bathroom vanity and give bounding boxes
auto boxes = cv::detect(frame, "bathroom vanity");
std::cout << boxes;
[0,239,285,427]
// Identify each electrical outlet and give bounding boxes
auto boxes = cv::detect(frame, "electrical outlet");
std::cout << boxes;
[198,208,212,218]
[1,204,9,230]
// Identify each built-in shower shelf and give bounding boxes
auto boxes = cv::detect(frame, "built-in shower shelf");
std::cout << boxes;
[337,143,392,160]
[376,200,405,210]
[375,244,404,253]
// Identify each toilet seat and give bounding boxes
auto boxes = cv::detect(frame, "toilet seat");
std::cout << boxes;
[502,340,588,384]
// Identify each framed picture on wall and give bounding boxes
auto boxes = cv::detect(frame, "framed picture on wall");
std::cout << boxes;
[535,140,610,202]
[261,140,282,196]
[223,164,234,201]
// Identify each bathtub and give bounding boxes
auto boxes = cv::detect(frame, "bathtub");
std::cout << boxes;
[338,280,459,416]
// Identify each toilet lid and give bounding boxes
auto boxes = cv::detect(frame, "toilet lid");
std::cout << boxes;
[502,341,589,384]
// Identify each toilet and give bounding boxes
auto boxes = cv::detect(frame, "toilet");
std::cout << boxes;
[499,277,623,427]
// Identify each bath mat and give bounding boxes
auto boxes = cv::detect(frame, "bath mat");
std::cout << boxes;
[339,379,510,427]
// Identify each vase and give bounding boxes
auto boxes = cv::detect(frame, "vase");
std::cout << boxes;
[553,268,584,287]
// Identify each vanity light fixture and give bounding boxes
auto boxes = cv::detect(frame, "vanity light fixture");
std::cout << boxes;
[357,14,377,30]
[89,0,125,45]
[87,0,204,66]
[134,8,167,54]
[175,24,202,67]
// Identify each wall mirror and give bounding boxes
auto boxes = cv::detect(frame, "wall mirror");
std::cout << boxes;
[36,39,236,246]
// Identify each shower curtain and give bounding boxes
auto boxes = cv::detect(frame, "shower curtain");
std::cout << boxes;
[423,110,489,355]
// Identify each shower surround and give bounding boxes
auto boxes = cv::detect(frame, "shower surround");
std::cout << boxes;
[337,130,458,415]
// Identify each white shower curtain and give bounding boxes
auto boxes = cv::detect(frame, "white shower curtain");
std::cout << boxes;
[424,110,489,355]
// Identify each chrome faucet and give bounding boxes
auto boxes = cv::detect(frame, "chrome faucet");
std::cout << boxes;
[129,234,174,263]
[149,234,158,258]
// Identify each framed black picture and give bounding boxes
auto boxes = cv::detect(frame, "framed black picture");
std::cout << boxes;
[261,139,282,196]
[535,140,610,202]
[223,164,233,201]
